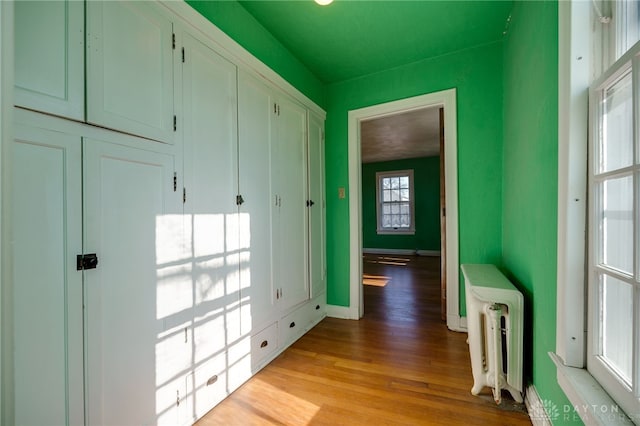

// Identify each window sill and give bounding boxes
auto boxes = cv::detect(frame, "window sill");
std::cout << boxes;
[549,352,634,425]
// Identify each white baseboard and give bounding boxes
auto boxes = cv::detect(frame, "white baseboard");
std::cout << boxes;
[363,248,441,256]
[326,304,358,320]
[447,314,467,332]
[363,248,415,255]
[416,250,441,257]
[525,384,553,426]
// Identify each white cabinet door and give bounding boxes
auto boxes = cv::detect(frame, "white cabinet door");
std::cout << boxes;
[308,112,326,299]
[86,1,175,143]
[12,125,84,426]
[181,31,241,367]
[238,70,276,333]
[273,96,309,312]
[14,0,84,120]
[83,139,185,426]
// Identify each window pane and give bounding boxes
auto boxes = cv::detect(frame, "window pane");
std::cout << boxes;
[600,175,633,274]
[400,214,410,227]
[383,189,391,202]
[400,176,409,188]
[391,204,400,214]
[382,204,390,214]
[400,188,409,201]
[382,214,390,227]
[382,178,390,190]
[601,71,633,173]
[390,178,399,190]
[391,189,399,202]
[600,274,633,386]
[616,0,640,60]
[400,203,410,214]
[391,215,400,228]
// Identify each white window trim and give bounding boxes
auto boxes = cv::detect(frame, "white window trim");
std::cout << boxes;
[375,169,415,235]
[554,2,635,424]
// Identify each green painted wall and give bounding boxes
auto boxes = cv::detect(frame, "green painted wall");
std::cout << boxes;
[502,1,576,423]
[185,0,325,108]
[325,42,504,307]
[361,157,440,251]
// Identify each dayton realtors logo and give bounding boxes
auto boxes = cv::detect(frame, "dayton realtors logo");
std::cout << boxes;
[530,399,560,422]
[532,399,632,423]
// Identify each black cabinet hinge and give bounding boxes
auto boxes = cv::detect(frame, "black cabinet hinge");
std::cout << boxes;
[77,253,98,271]
[173,115,177,132]
[236,195,244,206]
[306,199,315,207]
[173,172,177,192]
[182,47,185,63]
[172,33,176,49]
[183,187,187,204]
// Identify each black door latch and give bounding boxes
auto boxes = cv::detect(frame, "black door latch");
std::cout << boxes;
[77,253,99,271]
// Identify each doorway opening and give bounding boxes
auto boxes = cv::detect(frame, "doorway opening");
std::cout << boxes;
[347,89,464,331]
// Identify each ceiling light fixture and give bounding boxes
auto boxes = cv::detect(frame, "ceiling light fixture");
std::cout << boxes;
[315,0,333,5]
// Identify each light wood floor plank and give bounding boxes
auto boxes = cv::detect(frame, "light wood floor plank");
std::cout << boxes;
[196,255,531,425]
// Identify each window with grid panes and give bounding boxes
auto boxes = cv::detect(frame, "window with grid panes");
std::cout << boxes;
[588,1,640,416]
[376,170,415,234]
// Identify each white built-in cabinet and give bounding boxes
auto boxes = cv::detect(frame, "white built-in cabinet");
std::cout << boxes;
[308,111,327,300]
[271,96,310,313]
[83,140,184,426]
[86,1,176,143]
[12,125,84,426]
[12,1,326,425]
[14,0,84,120]
[238,70,277,336]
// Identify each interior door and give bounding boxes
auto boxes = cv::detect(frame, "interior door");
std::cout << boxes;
[83,139,184,426]
[439,107,447,321]
[12,125,84,426]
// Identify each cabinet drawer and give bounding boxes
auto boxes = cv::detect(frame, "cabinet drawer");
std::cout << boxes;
[186,352,228,422]
[308,292,326,327]
[251,322,278,369]
[280,304,310,349]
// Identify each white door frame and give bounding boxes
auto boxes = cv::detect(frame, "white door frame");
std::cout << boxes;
[347,89,464,331]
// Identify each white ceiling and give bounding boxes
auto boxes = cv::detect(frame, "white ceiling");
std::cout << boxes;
[360,106,442,164]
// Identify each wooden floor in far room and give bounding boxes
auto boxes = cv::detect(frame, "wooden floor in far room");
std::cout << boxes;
[195,254,531,426]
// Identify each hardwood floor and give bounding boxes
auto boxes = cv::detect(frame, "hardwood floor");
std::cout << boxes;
[196,254,531,425]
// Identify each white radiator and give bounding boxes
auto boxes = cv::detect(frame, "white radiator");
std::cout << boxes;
[461,264,524,404]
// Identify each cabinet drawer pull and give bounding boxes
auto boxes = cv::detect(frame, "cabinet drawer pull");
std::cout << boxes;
[206,375,218,386]
[260,340,268,348]
[289,321,296,328]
